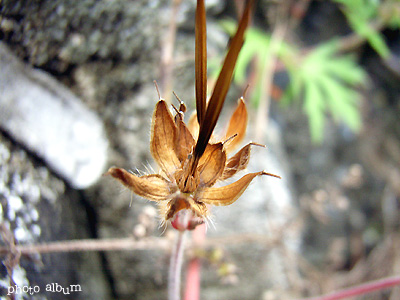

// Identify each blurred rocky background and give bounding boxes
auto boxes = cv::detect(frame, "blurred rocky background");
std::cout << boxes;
[0,0,399,300]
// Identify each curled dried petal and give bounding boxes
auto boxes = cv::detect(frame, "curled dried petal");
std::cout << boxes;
[106,167,174,201]
[221,142,264,180]
[199,171,279,206]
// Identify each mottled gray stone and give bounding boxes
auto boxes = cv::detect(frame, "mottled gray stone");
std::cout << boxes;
[0,132,111,300]
[0,43,108,188]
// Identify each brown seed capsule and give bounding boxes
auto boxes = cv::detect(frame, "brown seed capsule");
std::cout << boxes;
[106,0,281,227]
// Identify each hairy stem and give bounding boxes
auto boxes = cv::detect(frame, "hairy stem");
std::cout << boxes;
[168,230,187,300]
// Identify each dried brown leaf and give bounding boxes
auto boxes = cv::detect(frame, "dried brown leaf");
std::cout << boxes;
[106,168,174,201]
[199,171,265,206]
[220,142,263,180]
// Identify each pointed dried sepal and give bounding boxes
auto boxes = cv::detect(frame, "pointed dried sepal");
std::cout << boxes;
[106,167,174,201]
[198,143,227,187]
[174,113,195,163]
[195,0,207,127]
[200,170,279,206]
[224,97,248,154]
[150,100,181,178]
[220,142,264,180]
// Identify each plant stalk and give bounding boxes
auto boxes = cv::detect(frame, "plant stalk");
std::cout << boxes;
[299,276,400,300]
[184,224,206,300]
[168,230,187,300]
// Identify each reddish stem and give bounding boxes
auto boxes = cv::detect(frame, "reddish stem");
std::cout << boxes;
[299,276,400,300]
[184,257,201,300]
[184,224,206,300]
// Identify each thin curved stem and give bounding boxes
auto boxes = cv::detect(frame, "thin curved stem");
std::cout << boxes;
[299,276,400,300]
[184,224,206,300]
[168,230,187,300]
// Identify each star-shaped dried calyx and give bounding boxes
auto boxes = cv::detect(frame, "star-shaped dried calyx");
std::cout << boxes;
[106,95,280,226]
[106,0,280,230]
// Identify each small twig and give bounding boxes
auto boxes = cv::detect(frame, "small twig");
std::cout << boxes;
[254,23,287,141]
[298,276,400,300]
[168,230,187,300]
[337,19,386,53]
[0,223,20,300]
[0,237,170,255]
[0,232,284,256]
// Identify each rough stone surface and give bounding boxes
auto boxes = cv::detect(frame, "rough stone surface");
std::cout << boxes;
[0,43,108,189]
[0,0,166,68]
[0,132,110,299]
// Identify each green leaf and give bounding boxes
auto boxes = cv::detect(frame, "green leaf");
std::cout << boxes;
[214,15,366,144]
[334,0,391,59]
[294,43,365,142]
[323,57,366,85]
[317,75,362,132]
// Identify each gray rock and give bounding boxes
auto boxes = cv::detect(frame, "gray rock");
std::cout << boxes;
[0,132,111,300]
[0,43,108,188]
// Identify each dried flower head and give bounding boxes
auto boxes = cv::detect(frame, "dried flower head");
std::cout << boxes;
[106,0,280,229]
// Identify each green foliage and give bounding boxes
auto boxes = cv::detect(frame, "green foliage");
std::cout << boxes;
[212,0,400,143]
[218,20,295,105]
[334,0,400,58]
[285,41,365,142]
[214,21,366,143]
